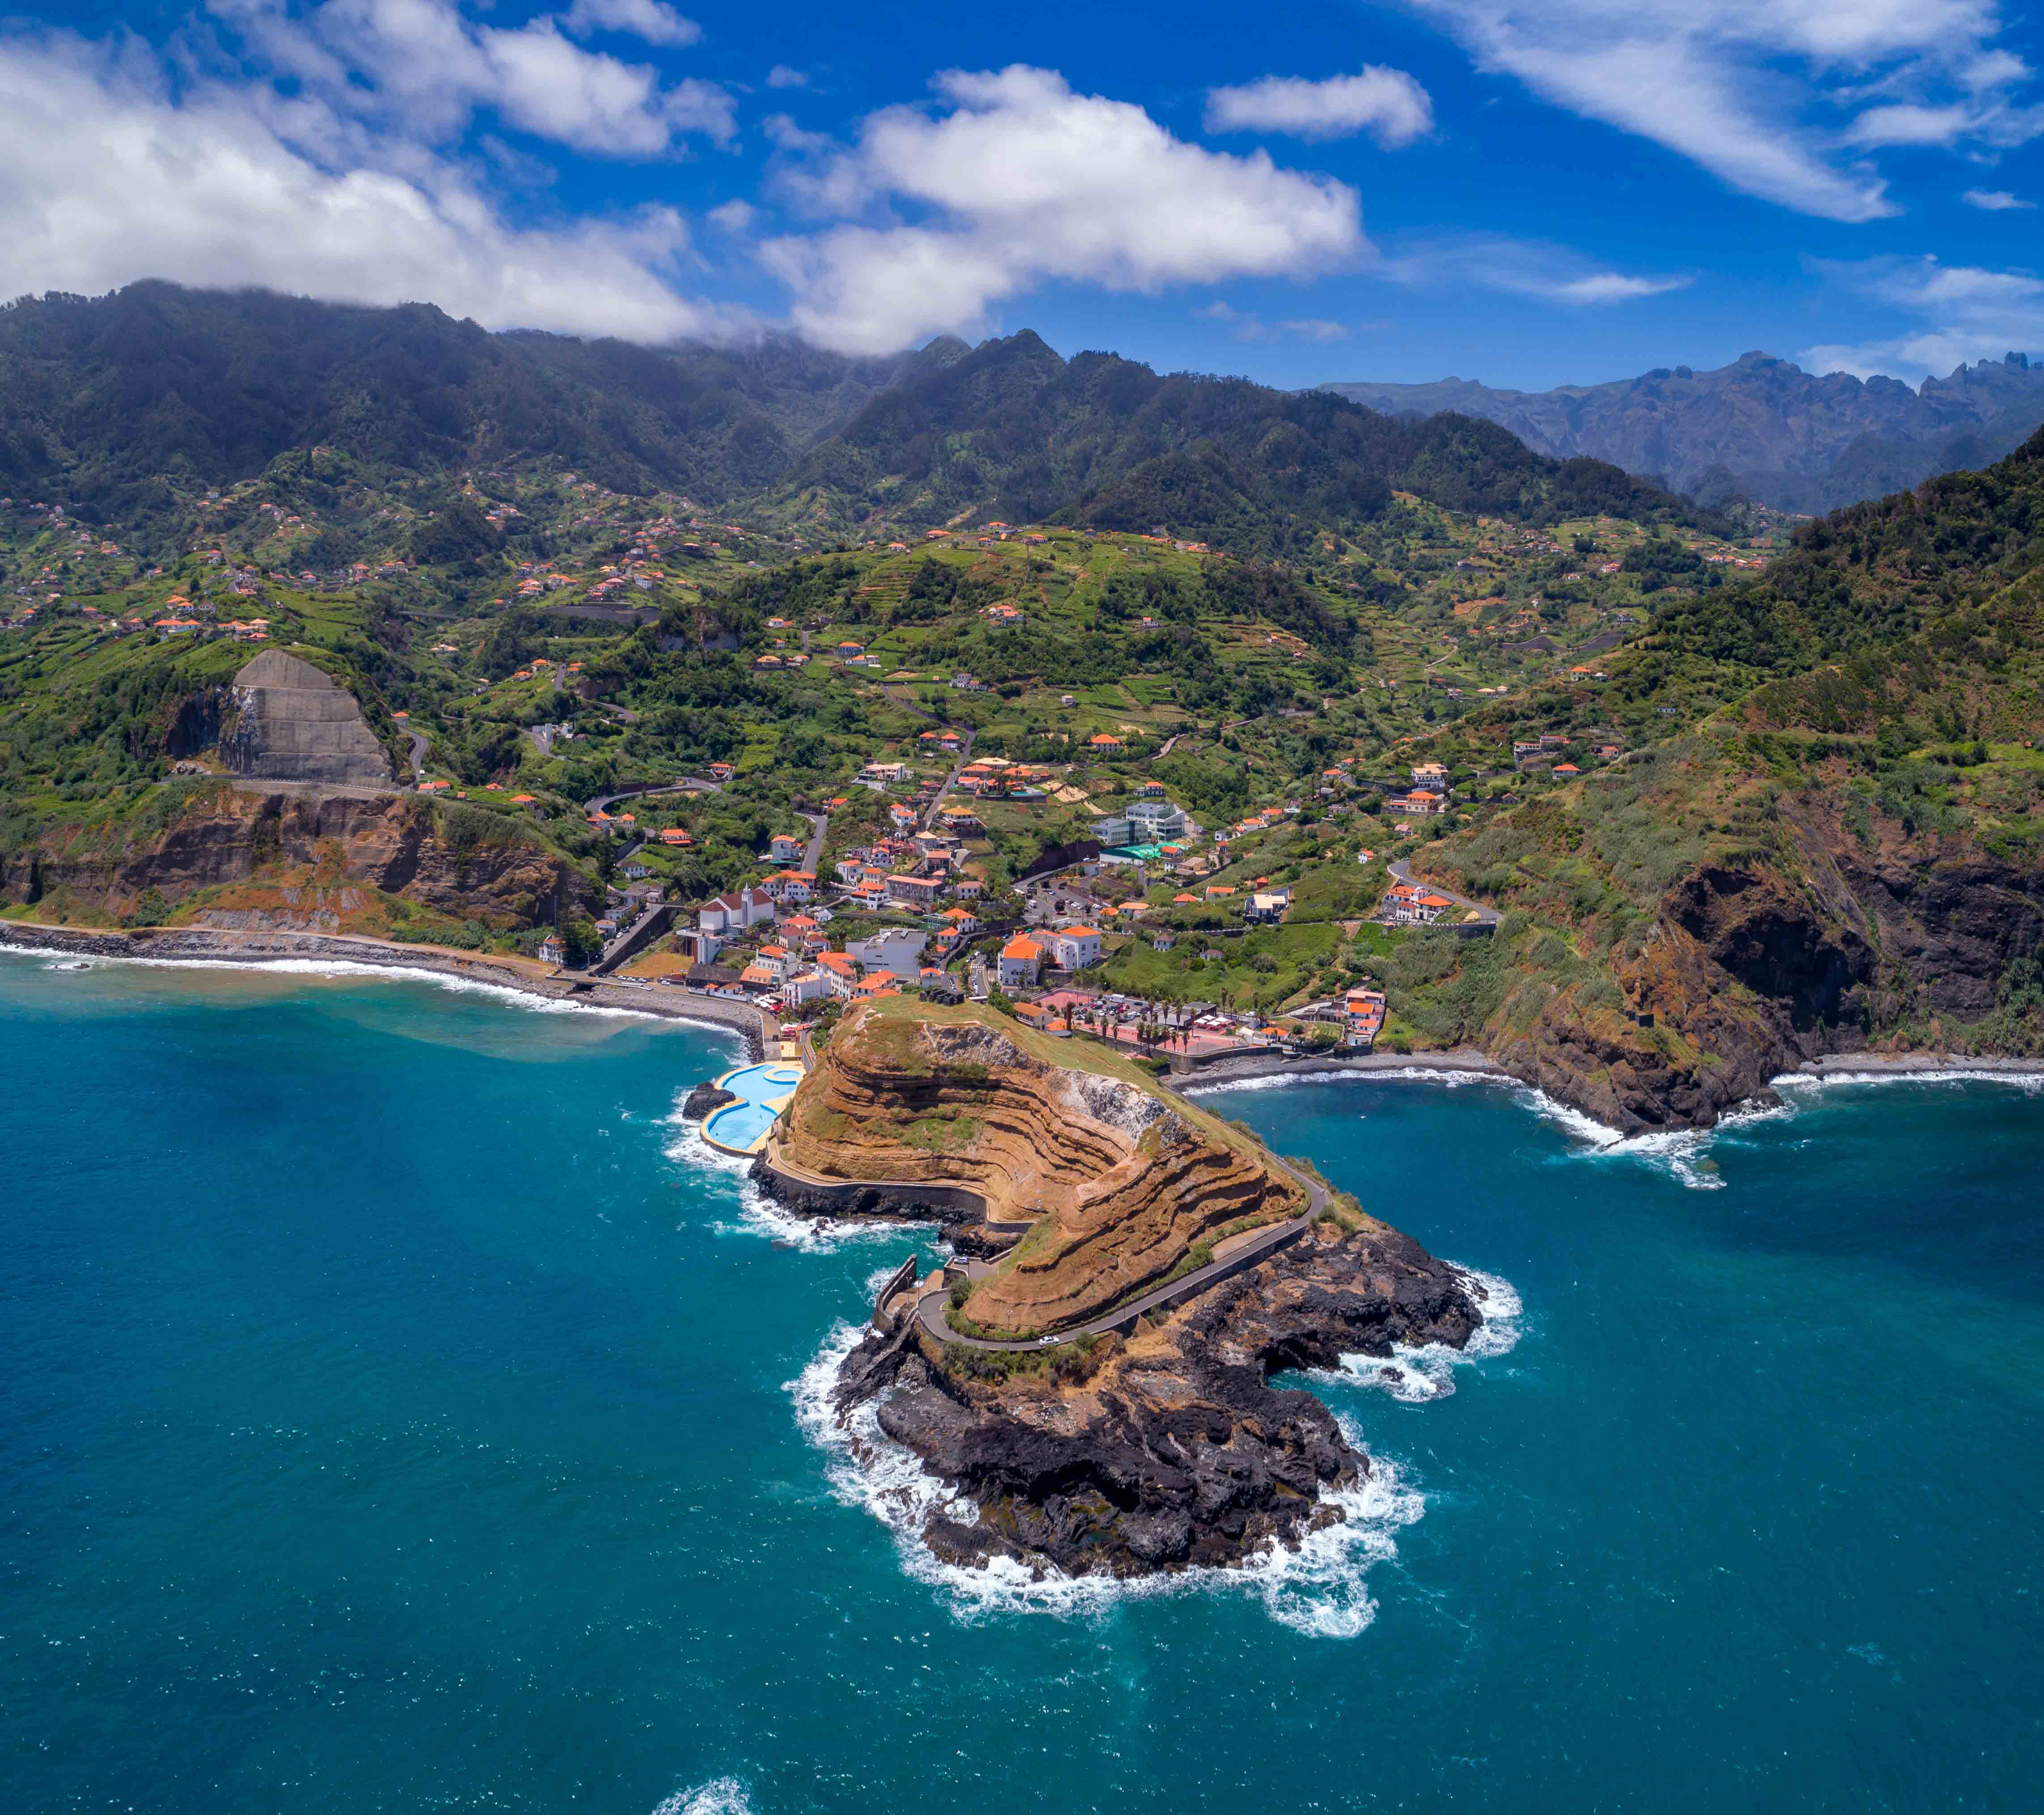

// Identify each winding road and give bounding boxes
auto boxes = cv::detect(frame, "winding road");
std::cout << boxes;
[910,1134,1329,1352]
[1385,857,1501,928]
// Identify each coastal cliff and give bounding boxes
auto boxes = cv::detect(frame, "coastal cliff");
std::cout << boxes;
[1,780,591,933]
[766,999,1485,1578]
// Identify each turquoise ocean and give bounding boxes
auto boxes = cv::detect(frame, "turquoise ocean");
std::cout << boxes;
[3,950,2041,1813]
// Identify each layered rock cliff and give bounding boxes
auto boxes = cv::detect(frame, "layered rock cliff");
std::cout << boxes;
[835,1217,1485,1578]
[769,1004,1302,1331]
[768,1001,1488,1579]
[2,782,588,931]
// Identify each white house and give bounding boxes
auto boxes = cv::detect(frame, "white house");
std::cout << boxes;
[1048,925,1103,971]
[698,887,776,933]
[782,968,835,1006]
[998,934,1044,991]
[769,832,804,865]
[845,928,928,978]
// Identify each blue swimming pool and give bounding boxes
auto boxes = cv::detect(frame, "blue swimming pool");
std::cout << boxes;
[702,1061,804,1154]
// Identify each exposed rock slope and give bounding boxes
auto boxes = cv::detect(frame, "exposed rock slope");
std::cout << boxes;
[769,1003,1301,1331]
[837,1217,1485,1578]
[224,650,393,788]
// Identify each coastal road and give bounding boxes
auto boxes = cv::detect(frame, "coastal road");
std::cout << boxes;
[914,1139,1328,1352]
[1385,858,1501,928]
[401,725,429,780]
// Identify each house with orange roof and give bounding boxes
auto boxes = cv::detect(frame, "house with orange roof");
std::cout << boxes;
[1047,925,1102,971]
[997,935,1044,991]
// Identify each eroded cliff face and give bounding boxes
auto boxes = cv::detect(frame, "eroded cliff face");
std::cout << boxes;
[771,1005,1301,1330]
[836,1220,1485,1578]
[773,1001,1487,1579]
[3,785,586,930]
[1470,793,2044,1132]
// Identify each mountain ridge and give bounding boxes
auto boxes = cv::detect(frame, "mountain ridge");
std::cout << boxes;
[1320,349,2044,515]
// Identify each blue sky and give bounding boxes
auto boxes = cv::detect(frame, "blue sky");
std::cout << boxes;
[4,0,2041,389]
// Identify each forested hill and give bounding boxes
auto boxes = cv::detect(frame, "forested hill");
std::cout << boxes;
[774,327,1711,554]
[0,282,958,523]
[0,284,1715,558]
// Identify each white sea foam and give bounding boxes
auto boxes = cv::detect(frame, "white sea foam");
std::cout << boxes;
[1327,1264,1524,1403]
[661,1098,923,1250]
[1,942,679,1022]
[1181,1065,1507,1095]
[1773,1067,2044,1096]
[650,1779,753,1815]
[786,1322,1425,1638]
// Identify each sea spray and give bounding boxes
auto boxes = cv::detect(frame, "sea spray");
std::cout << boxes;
[1329,1264,1525,1403]
[786,1321,1428,1638]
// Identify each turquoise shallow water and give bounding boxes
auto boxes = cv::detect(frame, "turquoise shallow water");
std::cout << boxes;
[3,951,2042,1814]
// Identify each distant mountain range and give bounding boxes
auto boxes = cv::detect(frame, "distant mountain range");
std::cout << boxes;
[0,284,1714,562]
[1320,351,2044,515]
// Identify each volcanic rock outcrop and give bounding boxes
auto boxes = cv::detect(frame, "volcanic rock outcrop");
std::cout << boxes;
[763,1000,1487,1579]
[223,650,393,788]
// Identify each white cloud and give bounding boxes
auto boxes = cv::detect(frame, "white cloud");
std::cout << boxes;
[0,29,732,342]
[761,66,1364,353]
[1801,255,2044,379]
[1204,68,1434,147]
[212,0,734,156]
[766,64,808,89]
[1193,303,1351,341]
[1377,234,1688,303]
[706,198,756,232]
[1964,186,2036,208]
[559,0,702,49]
[1405,0,2042,221]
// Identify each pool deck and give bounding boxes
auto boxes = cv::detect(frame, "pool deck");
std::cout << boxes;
[701,1059,806,1157]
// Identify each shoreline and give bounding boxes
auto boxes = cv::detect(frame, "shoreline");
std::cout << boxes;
[1177,1046,1509,1091]
[1779,1052,2044,1082]
[0,920,766,1058]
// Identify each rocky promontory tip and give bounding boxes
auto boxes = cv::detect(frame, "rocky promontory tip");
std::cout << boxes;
[761,998,1486,1579]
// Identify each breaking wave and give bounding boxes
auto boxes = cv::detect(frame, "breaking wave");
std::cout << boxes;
[1774,1067,2044,1096]
[2,942,673,1022]
[1328,1264,1524,1403]
[650,1780,753,1815]
[662,1097,925,1251]
[786,1322,1425,1640]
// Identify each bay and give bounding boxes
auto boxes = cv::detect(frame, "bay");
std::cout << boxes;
[2,951,2040,1813]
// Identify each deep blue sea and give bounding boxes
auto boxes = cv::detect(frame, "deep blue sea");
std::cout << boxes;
[4,950,2042,1814]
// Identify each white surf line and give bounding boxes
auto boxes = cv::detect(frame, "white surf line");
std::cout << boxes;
[787,1321,1427,1639]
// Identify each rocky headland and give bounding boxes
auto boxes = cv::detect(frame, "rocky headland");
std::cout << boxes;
[756,998,1487,1579]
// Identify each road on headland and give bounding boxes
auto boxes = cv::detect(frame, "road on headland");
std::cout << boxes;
[913,1139,1327,1352]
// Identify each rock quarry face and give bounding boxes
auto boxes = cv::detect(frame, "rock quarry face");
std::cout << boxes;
[770,1002,1302,1331]
[224,650,393,788]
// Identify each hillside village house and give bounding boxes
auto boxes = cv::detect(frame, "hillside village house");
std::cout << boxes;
[1382,882,1454,925]
[697,888,776,934]
[816,950,861,998]
[886,873,946,912]
[762,870,815,904]
[998,935,1045,991]
[769,833,804,865]
[781,969,835,1007]
[846,928,928,978]
[1047,926,1103,971]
